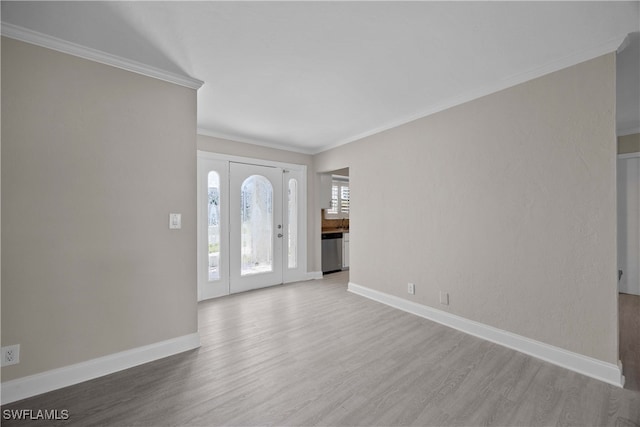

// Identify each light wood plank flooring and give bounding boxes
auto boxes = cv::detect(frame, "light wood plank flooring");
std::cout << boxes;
[3,272,639,426]
[620,293,640,391]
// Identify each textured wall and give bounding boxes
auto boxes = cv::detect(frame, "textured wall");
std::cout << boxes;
[1,38,198,381]
[314,54,618,363]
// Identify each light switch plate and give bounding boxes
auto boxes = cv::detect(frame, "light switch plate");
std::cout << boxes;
[169,213,182,229]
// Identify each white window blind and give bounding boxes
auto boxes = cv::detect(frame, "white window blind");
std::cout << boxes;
[340,185,350,215]
[326,178,349,218]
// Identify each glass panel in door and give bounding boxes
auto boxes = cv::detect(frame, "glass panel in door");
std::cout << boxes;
[230,162,283,293]
[240,175,274,276]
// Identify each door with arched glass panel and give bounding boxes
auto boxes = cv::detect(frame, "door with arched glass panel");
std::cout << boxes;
[229,162,284,293]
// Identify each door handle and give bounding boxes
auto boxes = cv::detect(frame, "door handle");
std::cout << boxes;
[277,233,283,238]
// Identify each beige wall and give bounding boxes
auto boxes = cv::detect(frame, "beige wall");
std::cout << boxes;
[197,134,317,271]
[1,38,198,381]
[315,54,618,363]
[618,133,640,154]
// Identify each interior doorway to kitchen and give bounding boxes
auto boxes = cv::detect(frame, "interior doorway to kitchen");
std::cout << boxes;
[320,168,350,277]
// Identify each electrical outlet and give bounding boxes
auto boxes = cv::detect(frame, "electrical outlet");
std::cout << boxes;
[2,344,20,367]
[408,283,415,295]
[439,291,449,306]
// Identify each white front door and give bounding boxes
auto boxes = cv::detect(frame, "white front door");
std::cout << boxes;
[229,162,284,293]
[197,152,307,301]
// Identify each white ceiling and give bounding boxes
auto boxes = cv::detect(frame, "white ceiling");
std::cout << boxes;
[2,1,639,154]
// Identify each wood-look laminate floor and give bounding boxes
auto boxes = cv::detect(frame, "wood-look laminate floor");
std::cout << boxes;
[3,272,639,426]
[620,293,640,391]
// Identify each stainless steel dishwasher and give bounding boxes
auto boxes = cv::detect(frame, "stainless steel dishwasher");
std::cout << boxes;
[321,232,343,274]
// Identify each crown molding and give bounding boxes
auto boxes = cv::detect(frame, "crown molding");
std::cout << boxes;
[1,22,204,90]
[197,128,316,155]
[315,34,628,154]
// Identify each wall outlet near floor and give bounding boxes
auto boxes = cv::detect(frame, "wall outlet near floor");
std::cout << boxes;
[408,283,415,295]
[439,291,449,306]
[1,344,20,367]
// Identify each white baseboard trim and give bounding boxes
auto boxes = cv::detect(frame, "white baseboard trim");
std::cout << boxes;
[348,282,623,388]
[305,271,324,280]
[1,332,201,405]
[282,271,323,285]
[619,360,626,387]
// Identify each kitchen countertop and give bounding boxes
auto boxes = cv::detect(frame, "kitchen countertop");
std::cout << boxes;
[321,228,350,234]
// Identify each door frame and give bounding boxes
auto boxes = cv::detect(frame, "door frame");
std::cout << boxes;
[197,150,308,301]
[617,151,640,296]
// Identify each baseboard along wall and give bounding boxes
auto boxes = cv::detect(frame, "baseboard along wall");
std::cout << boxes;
[348,282,624,388]
[1,333,201,405]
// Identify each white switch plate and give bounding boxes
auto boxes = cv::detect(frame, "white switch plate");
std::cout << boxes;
[1,344,20,367]
[169,213,182,229]
[439,291,449,305]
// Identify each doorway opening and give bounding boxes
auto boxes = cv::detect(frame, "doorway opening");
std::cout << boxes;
[616,31,640,390]
[319,168,350,278]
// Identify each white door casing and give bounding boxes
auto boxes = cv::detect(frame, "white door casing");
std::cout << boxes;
[617,153,640,296]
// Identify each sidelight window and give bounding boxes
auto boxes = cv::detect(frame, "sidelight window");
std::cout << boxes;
[288,178,298,269]
[207,171,221,281]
